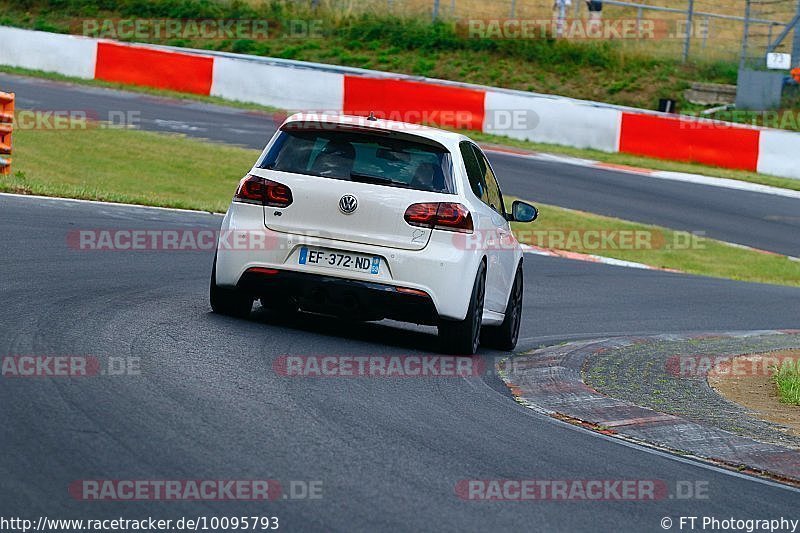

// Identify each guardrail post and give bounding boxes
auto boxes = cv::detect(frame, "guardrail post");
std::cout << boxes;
[556,0,568,37]
[741,0,752,68]
[0,91,13,176]
[636,7,642,35]
[793,0,800,67]
[683,0,695,63]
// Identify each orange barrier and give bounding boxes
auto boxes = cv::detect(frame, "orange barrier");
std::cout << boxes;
[95,42,214,95]
[0,91,13,176]
[793,68,800,84]
[619,112,760,172]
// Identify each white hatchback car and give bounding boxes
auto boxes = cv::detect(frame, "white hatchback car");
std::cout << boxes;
[211,113,538,354]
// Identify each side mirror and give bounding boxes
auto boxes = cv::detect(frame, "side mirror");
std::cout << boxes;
[507,200,538,223]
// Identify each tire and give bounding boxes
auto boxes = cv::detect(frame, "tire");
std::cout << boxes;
[210,255,253,318]
[438,262,486,355]
[482,265,523,351]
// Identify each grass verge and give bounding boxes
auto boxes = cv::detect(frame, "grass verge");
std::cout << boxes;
[3,124,800,288]
[509,201,800,287]
[4,125,255,212]
[3,65,800,193]
[775,357,800,405]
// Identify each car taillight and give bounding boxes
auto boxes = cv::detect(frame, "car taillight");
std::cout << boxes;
[246,267,280,275]
[234,175,293,207]
[404,202,473,233]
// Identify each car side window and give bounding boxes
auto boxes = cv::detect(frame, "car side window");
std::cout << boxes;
[470,144,505,217]
[459,141,488,203]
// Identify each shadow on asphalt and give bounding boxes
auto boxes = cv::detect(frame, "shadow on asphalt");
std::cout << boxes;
[203,304,517,361]
[202,305,519,402]
[206,305,444,353]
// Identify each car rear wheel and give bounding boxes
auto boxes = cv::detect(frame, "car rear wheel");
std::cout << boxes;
[482,265,523,351]
[210,255,253,318]
[438,262,485,355]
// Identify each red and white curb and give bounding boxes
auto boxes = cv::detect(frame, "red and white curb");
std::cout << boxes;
[520,244,681,272]
[499,332,800,484]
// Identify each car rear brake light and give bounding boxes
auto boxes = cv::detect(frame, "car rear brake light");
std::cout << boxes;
[396,287,429,298]
[247,267,280,275]
[234,175,293,207]
[404,202,473,233]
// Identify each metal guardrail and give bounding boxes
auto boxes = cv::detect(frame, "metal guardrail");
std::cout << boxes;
[427,0,796,64]
[602,0,788,62]
[603,0,782,26]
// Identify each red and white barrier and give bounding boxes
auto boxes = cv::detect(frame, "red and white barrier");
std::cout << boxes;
[343,76,485,131]
[0,26,96,79]
[1,26,798,181]
[211,56,344,110]
[484,91,621,153]
[95,41,214,95]
[618,112,761,172]
[757,129,800,178]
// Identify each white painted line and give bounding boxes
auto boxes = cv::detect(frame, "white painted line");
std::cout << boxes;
[0,192,224,216]
[723,240,800,262]
[522,237,800,271]
[520,244,671,272]
[651,169,800,200]
[587,255,663,270]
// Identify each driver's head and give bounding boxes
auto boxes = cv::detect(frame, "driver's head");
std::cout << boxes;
[411,162,446,192]
[311,140,356,178]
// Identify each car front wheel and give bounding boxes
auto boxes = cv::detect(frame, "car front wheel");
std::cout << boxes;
[438,262,486,355]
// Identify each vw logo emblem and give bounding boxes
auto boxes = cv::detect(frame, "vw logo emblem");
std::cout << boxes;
[339,194,358,214]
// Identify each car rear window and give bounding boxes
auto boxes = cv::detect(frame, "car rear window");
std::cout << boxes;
[258,127,454,194]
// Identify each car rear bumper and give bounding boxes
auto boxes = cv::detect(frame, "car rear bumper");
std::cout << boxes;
[214,202,510,321]
[238,268,439,325]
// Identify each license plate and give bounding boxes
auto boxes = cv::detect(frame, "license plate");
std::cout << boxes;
[298,247,380,275]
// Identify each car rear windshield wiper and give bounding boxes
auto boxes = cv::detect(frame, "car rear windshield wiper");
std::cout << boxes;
[350,172,394,185]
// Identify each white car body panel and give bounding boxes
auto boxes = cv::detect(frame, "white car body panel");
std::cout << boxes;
[215,113,524,323]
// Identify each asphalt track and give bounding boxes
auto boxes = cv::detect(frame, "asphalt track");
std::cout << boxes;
[3,72,800,257]
[1,73,800,530]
